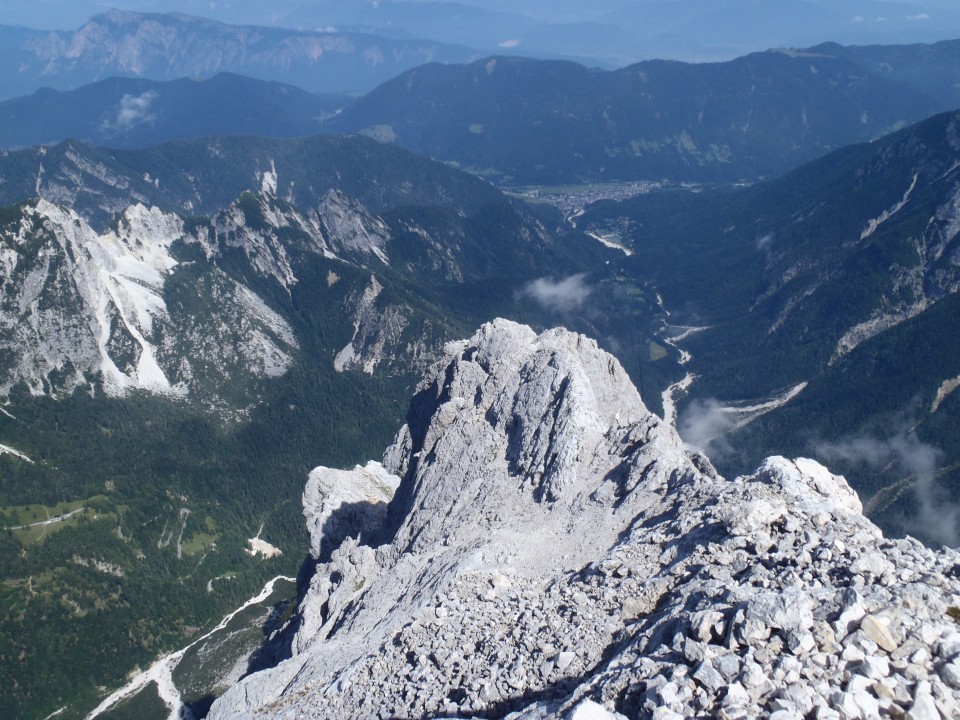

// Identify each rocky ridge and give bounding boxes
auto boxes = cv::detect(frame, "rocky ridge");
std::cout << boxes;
[210,319,960,720]
[0,197,298,403]
[0,179,416,406]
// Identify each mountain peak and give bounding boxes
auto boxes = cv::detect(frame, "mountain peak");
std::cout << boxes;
[380,317,683,560]
[210,320,960,719]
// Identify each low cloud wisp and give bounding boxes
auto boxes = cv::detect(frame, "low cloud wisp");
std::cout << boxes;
[520,273,592,313]
[815,429,958,547]
[677,398,737,462]
[105,90,158,131]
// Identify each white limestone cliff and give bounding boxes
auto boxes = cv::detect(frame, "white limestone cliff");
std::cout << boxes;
[210,319,960,720]
[0,199,297,405]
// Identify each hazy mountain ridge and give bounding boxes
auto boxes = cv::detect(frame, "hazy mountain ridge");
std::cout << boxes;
[9,0,960,68]
[4,35,960,189]
[0,73,349,150]
[0,8,482,99]
[0,133,506,230]
[332,40,960,184]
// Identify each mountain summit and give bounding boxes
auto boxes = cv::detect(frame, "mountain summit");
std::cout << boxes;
[210,319,960,719]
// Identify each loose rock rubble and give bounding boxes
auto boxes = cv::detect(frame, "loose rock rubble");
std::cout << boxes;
[209,319,960,720]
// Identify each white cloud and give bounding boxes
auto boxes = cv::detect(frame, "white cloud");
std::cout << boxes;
[907,13,930,21]
[815,429,957,547]
[756,233,774,263]
[105,90,158,131]
[520,273,592,313]
[678,398,737,461]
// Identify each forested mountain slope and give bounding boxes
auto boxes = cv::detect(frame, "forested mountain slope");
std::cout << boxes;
[579,109,960,542]
[333,40,960,184]
[0,73,348,150]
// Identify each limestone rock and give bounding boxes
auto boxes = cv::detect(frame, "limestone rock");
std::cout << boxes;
[861,614,899,653]
[302,460,399,562]
[208,320,960,720]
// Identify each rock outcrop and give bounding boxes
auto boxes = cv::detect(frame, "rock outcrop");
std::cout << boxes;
[0,198,298,406]
[210,319,960,720]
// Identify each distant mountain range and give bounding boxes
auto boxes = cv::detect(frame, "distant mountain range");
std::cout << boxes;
[8,37,960,187]
[0,73,347,149]
[331,40,960,184]
[285,0,960,64]
[7,1,960,68]
[0,9,481,98]
[0,133,497,229]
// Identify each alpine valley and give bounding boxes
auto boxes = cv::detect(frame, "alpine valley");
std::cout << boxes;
[578,108,960,544]
[3,6,960,720]
[0,132,666,719]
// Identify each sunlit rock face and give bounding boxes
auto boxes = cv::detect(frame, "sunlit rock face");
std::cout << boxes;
[211,320,960,720]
